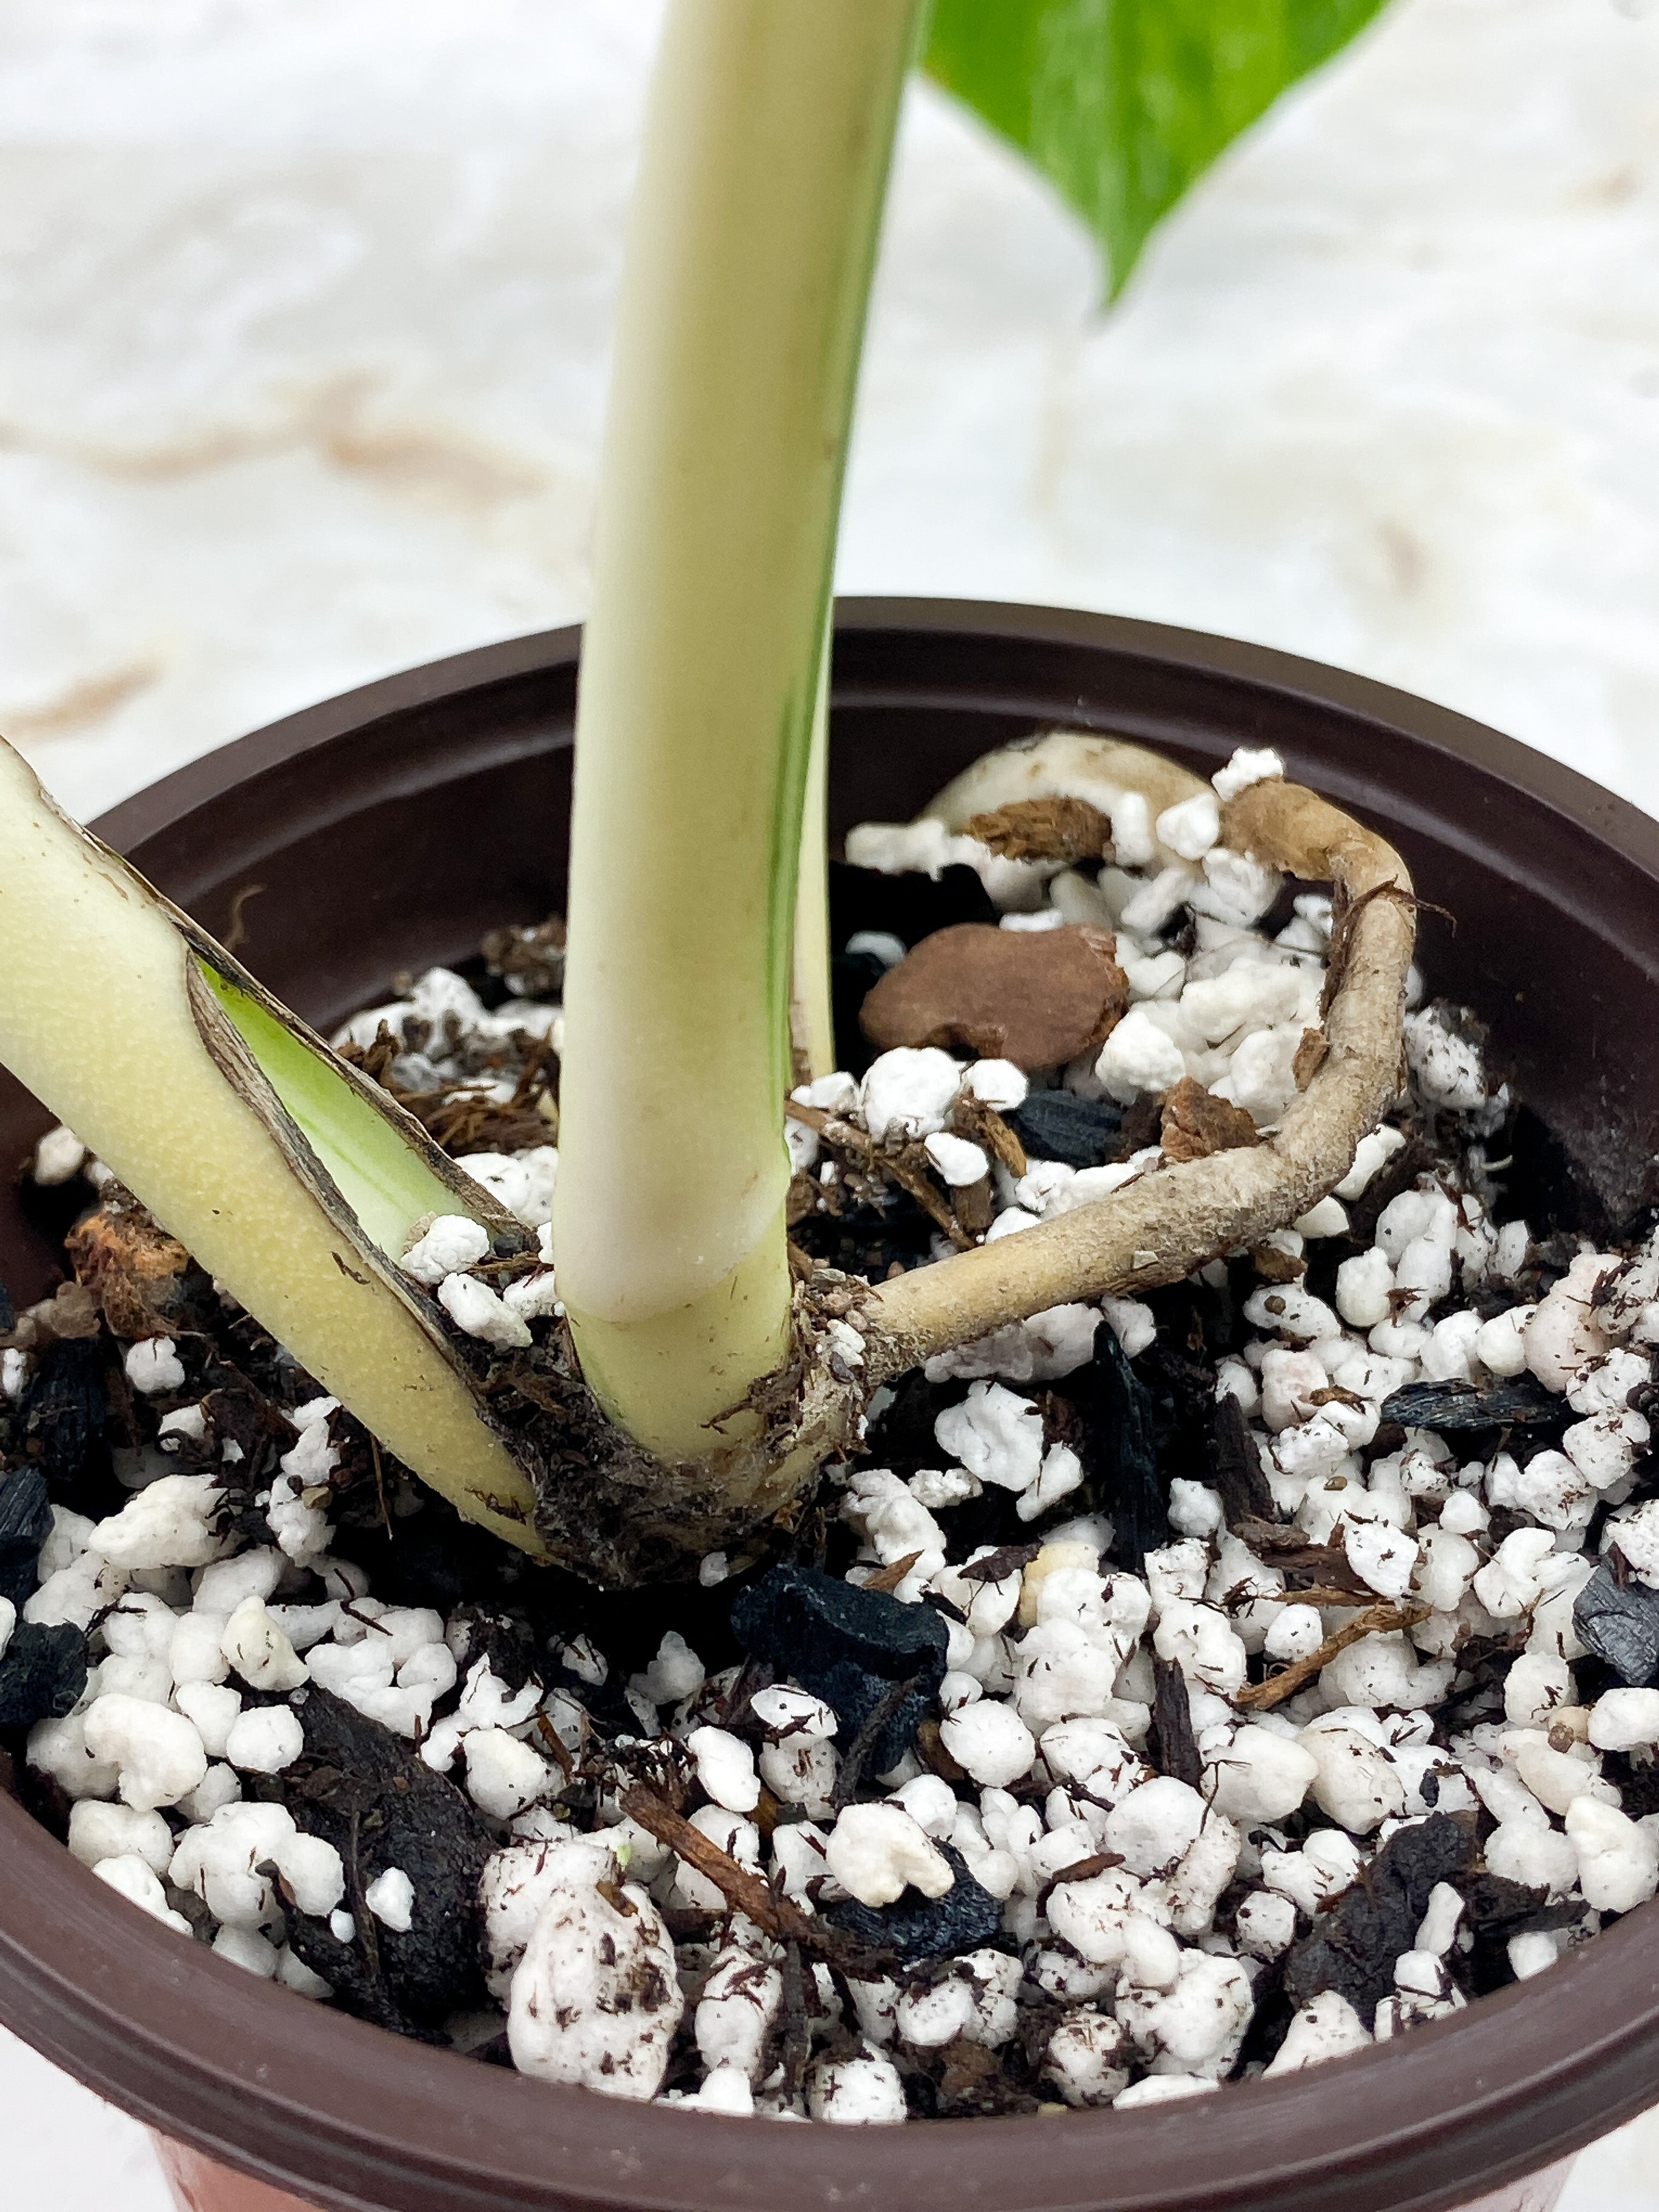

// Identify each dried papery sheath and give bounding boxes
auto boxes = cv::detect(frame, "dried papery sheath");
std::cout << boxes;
[920,729,1214,874]
[0,739,544,1554]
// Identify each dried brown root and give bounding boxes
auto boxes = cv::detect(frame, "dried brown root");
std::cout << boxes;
[619,1784,899,1979]
[1233,1600,1431,1712]
[861,774,1416,1380]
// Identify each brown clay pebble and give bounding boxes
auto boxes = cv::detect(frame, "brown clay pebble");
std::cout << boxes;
[860,923,1129,1071]
[1159,1075,1262,1163]
[960,796,1114,863]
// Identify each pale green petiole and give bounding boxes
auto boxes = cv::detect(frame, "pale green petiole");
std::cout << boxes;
[554,0,922,1464]
[0,740,547,1555]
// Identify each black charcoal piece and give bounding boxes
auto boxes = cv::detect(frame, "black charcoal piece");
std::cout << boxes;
[1136,1333,1220,1495]
[831,951,887,1077]
[19,1338,107,1489]
[1574,1557,1659,1687]
[829,859,997,955]
[1451,1870,1585,1998]
[791,1195,939,1283]
[0,1466,53,1608]
[1283,1812,1477,2018]
[0,1621,87,1727]
[822,1845,1003,1961]
[268,1688,491,2030]
[862,1370,968,1476]
[731,1563,946,1772]
[1005,1090,1123,1171]
[1070,1318,1164,1570]
[1210,1392,1275,1528]
[1379,1375,1564,1433]
[1150,1657,1202,1792]
[0,1278,13,1334]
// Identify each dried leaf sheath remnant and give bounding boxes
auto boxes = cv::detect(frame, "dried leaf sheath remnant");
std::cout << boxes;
[862,778,1416,1378]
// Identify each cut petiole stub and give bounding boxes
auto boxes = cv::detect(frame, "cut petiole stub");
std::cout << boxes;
[0,739,547,1555]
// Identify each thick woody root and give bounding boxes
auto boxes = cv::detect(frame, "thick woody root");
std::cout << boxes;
[860,772,1416,1381]
[539,758,1416,1580]
[525,756,1413,1579]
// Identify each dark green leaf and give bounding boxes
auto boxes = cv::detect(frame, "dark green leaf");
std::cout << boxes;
[922,0,1391,300]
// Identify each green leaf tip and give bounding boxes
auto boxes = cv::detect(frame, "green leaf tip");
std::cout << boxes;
[922,0,1392,301]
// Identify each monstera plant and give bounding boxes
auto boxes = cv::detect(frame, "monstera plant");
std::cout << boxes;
[0,0,1392,1583]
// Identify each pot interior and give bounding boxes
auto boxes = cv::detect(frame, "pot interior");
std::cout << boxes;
[4,602,1659,2212]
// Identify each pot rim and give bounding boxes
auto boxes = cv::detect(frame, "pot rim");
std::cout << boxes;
[4,598,1658,2212]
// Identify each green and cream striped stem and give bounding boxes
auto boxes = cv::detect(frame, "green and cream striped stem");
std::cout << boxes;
[554,0,922,1463]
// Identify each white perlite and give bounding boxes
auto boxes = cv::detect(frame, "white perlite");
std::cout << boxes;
[507,1842,682,2101]
[826,1803,953,1907]
[365,1867,416,1933]
[13,848,1652,2124]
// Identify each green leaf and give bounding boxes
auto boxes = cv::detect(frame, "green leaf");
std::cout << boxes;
[922,0,1390,299]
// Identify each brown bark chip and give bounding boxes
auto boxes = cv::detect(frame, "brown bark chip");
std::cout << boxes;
[860,923,1130,1072]
[65,1198,199,1341]
[952,1091,1028,1178]
[1158,1076,1262,1164]
[959,796,1114,864]
[1248,1240,1307,1284]
[953,1177,994,1237]
[1293,1026,1329,1087]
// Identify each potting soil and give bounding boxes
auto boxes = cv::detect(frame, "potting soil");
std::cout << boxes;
[4,743,1657,2120]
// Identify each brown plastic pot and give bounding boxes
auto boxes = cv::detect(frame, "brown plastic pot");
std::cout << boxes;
[2,600,1655,2212]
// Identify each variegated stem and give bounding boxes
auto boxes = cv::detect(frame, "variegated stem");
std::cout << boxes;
[0,740,547,1556]
[554,0,923,1463]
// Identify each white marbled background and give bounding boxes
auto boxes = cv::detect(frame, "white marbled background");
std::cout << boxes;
[2,0,1659,2202]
